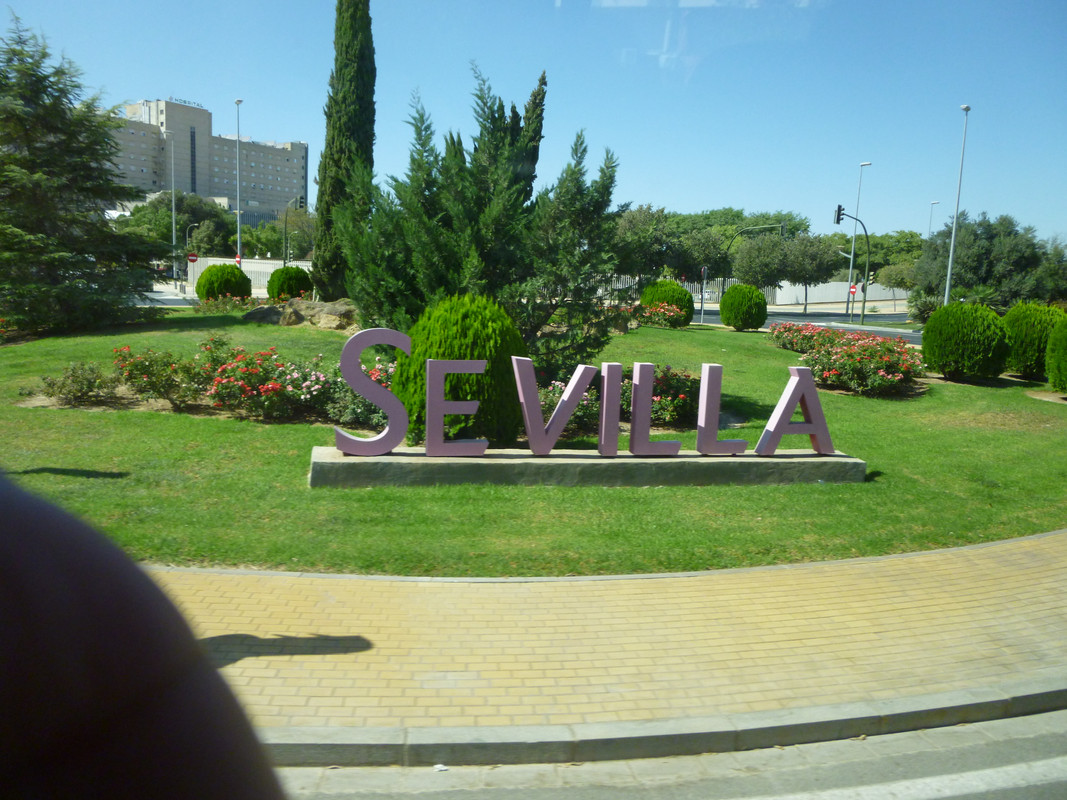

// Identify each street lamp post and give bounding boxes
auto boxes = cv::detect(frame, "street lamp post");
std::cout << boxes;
[845,162,871,319]
[161,128,177,281]
[928,200,940,238]
[281,196,299,268]
[944,105,970,305]
[235,99,243,262]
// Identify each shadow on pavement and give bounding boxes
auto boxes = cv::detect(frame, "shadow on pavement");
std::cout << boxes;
[201,633,373,669]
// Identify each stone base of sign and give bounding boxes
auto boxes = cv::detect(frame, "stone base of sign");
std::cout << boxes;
[308,446,867,488]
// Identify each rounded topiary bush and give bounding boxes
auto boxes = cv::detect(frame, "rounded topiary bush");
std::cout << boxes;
[639,279,694,327]
[719,284,767,331]
[266,265,313,302]
[1047,315,1067,393]
[1002,302,1066,380]
[393,294,529,447]
[195,263,252,301]
[922,302,1010,380]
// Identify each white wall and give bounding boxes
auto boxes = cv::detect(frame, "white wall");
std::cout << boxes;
[773,281,909,307]
[186,258,312,296]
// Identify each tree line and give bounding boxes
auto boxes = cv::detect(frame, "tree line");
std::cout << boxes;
[114,192,315,264]
[3,3,1064,345]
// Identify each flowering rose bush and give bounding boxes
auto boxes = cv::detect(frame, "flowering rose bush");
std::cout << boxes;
[103,335,342,421]
[206,347,333,420]
[325,357,397,429]
[537,380,600,435]
[620,364,699,425]
[637,302,686,329]
[113,345,203,410]
[769,322,924,396]
[767,322,841,353]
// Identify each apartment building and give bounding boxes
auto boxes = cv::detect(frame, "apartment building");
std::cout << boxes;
[114,98,309,226]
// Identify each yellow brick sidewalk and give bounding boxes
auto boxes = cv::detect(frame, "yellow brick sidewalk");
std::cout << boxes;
[148,531,1067,731]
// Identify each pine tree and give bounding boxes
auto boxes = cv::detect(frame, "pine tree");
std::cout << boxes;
[312,0,375,301]
[337,70,627,376]
[0,19,165,334]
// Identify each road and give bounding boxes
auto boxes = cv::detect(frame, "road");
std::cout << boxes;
[276,710,1067,799]
[694,307,923,346]
[142,286,923,346]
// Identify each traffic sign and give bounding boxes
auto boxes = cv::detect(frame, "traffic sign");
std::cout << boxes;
[849,285,857,295]
[235,254,242,266]
[187,253,198,263]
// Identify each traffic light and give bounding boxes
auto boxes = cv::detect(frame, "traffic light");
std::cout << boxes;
[833,204,845,225]
[297,196,306,210]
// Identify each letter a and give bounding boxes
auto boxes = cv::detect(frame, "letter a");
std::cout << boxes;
[755,367,835,456]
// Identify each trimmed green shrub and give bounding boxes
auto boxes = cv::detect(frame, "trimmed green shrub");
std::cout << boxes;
[195,263,252,301]
[1002,302,1066,380]
[922,302,1010,380]
[1047,315,1067,393]
[719,284,767,331]
[639,280,694,327]
[266,266,313,302]
[393,294,529,447]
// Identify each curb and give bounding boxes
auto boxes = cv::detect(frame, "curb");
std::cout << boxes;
[260,670,1067,767]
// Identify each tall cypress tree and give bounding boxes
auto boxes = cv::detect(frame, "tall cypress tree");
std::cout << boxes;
[313,0,374,301]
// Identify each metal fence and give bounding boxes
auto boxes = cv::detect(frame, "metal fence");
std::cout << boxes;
[182,262,908,309]
[613,276,909,308]
[185,258,312,296]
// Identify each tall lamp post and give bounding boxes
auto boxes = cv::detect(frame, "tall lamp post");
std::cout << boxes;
[928,200,940,237]
[845,161,871,319]
[944,105,970,305]
[235,99,243,262]
[281,196,299,268]
[161,128,177,280]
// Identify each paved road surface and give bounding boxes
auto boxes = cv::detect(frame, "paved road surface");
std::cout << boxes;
[276,710,1067,799]
[695,307,923,345]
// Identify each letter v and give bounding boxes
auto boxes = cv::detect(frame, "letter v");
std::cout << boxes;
[512,357,598,456]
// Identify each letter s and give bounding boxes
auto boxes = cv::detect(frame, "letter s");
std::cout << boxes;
[334,328,411,456]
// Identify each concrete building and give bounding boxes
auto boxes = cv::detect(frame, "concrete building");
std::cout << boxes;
[113,98,309,227]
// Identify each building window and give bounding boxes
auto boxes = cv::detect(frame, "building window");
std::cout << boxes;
[189,126,197,193]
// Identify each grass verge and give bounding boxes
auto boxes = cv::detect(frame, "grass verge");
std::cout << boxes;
[2,312,1065,576]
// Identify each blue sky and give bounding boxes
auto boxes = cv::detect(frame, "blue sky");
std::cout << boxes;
[14,0,1067,241]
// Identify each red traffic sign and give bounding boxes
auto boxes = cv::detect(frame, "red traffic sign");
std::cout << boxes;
[849,285,857,295]
[235,254,242,265]
[187,252,198,264]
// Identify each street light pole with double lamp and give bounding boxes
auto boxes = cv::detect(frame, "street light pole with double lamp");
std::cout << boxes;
[235,99,243,262]
[944,105,971,305]
[845,162,871,317]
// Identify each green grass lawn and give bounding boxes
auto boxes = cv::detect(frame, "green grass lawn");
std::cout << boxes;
[2,311,1065,577]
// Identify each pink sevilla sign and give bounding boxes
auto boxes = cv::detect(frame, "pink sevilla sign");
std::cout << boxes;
[334,328,836,459]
